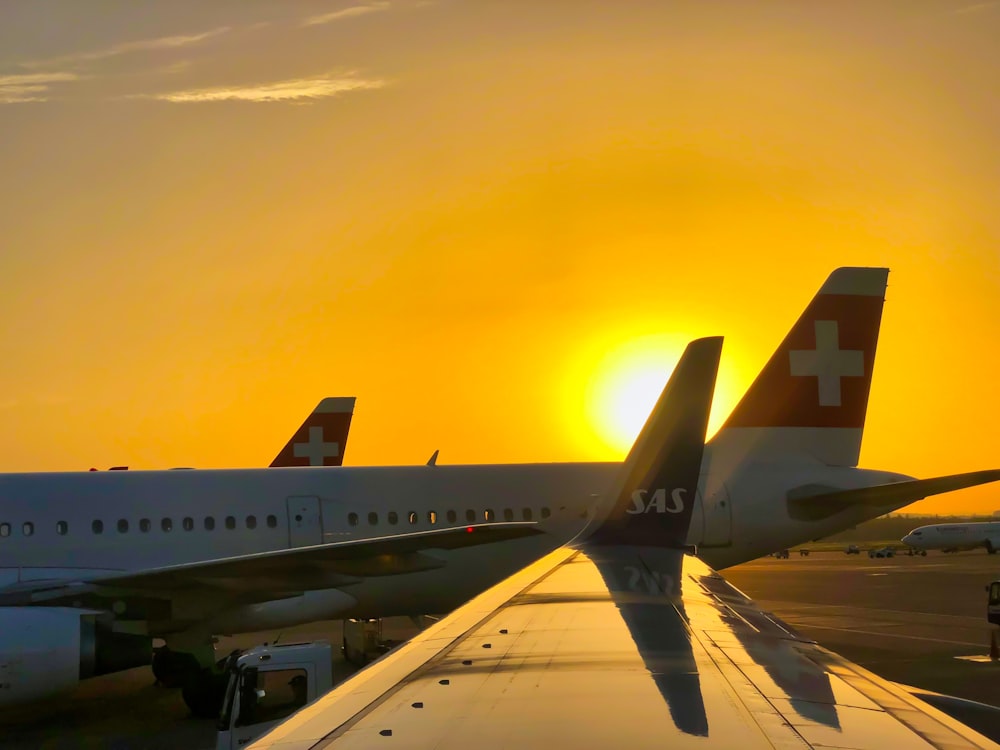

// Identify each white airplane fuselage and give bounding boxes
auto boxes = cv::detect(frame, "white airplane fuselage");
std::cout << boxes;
[902,522,1000,553]
[0,456,910,637]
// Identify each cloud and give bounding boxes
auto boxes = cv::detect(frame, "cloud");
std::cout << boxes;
[951,1,1000,13]
[144,72,386,103]
[21,27,230,70]
[303,2,390,26]
[0,71,80,103]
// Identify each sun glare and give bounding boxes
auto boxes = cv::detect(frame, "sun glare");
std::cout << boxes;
[584,335,689,456]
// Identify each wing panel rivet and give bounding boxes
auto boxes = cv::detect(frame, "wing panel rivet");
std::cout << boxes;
[499,629,508,634]
[439,679,450,685]
[482,643,492,648]
[379,729,392,736]
[412,702,423,708]
[462,659,472,665]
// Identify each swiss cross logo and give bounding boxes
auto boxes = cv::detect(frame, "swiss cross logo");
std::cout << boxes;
[789,321,864,407]
[292,426,340,466]
[721,293,884,429]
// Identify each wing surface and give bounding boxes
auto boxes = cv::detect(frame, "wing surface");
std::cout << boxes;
[247,549,998,750]
[0,523,541,605]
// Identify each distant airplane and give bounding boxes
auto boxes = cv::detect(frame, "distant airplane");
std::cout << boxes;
[243,338,999,750]
[902,521,1000,554]
[0,268,997,717]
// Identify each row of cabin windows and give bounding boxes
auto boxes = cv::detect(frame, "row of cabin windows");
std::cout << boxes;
[0,515,279,538]
[346,507,552,527]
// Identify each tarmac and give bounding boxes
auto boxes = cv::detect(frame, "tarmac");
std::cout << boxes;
[2,550,999,749]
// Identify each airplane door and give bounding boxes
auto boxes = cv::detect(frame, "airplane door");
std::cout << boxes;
[286,496,322,547]
[700,484,732,547]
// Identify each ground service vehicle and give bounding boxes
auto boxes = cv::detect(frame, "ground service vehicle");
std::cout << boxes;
[217,642,340,750]
[988,581,1000,627]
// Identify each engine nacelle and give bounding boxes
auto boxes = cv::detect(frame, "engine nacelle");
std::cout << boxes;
[0,607,151,707]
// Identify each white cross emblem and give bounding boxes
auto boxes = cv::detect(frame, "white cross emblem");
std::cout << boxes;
[293,426,340,466]
[789,320,864,407]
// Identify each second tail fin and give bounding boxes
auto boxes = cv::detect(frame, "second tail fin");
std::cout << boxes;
[270,397,356,467]
[710,267,888,467]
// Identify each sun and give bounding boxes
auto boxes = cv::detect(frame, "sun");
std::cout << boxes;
[583,334,691,456]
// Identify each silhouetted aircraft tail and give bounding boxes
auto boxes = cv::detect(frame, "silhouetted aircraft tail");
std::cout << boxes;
[270,397,355,467]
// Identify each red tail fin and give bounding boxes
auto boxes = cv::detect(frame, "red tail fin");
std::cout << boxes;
[270,397,355,467]
[711,268,888,466]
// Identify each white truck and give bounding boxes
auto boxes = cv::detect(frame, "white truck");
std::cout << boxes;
[216,620,396,750]
[216,641,335,750]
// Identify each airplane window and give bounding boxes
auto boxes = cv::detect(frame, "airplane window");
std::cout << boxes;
[541,507,551,519]
[57,520,69,535]
[139,518,151,533]
[117,519,128,534]
[503,508,514,522]
[523,508,533,521]
[368,512,378,525]
[446,510,457,523]
[428,511,437,524]
[408,512,418,525]
[266,515,277,528]
[92,520,104,534]
[161,518,173,533]
[388,511,398,525]
[225,515,236,530]
[348,513,359,527]
[484,509,494,522]
[23,522,34,537]
[465,509,475,523]
[246,515,257,530]
[0,522,9,537]
[183,517,194,531]
[204,517,215,531]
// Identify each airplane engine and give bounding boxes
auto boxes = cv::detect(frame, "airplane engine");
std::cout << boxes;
[0,607,151,707]
[985,538,999,555]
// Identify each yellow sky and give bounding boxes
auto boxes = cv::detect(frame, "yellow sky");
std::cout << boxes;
[0,1,997,513]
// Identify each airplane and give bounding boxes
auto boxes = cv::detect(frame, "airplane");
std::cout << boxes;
[0,267,997,717]
[902,521,1000,554]
[241,338,1000,750]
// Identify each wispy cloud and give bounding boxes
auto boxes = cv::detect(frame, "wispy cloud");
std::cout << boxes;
[951,1,1000,14]
[303,2,390,26]
[0,71,80,103]
[144,72,386,103]
[21,27,230,70]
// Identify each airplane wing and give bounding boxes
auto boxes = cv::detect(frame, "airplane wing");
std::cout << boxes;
[246,550,996,750]
[787,469,1000,520]
[245,338,998,750]
[0,523,541,606]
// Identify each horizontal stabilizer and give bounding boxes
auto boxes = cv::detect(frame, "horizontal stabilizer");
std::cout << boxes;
[787,469,1000,520]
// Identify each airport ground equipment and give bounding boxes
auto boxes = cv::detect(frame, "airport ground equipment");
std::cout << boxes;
[216,641,339,750]
[987,581,1000,629]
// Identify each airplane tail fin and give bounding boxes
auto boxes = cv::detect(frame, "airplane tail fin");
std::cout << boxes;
[710,267,888,467]
[584,337,722,550]
[270,397,356,467]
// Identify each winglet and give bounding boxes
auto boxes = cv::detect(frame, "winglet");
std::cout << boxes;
[427,450,439,467]
[584,337,722,550]
[270,397,356,468]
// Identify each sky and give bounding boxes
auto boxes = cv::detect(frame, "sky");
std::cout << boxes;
[0,0,997,514]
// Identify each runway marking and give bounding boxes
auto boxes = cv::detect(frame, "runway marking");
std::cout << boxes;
[789,623,984,648]
[755,601,982,623]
